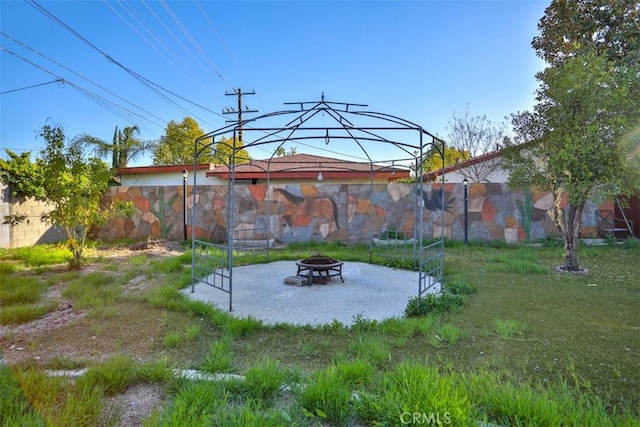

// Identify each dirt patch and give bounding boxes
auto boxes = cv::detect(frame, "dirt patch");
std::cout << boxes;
[0,286,85,339]
[103,383,166,426]
[0,241,186,366]
[0,242,190,424]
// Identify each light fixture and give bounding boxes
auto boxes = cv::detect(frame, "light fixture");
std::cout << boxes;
[325,129,330,145]
[182,169,188,243]
[317,171,324,181]
[463,178,468,246]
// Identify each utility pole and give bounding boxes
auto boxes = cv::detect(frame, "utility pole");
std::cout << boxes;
[223,89,258,143]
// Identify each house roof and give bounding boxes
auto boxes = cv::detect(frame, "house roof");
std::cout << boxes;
[422,149,504,181]
[206,153,409,181]
[117,164,215,175]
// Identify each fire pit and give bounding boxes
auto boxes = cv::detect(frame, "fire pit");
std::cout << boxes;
[296,255,344,286]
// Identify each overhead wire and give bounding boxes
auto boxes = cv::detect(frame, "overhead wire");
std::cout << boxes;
[186,3,368,161]
[0,79,61,95]
[1,47,166,132]
[158,0,225,82]
[0,31,167,126]
[1,46,215,160]
[140,0,224,91]
[15,1,393,164]
[25,0,220,129]
[101,0,211,94]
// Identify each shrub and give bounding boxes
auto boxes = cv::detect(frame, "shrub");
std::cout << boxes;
[404,293,465,318]
[445,278,476,296]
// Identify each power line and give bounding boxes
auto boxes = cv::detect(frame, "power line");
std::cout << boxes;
[0,79,61,95]
[103,0,213,97]
[25,0,221,129]
[158,0,225,82]
[0,31,166,126]
[1,47,165,132]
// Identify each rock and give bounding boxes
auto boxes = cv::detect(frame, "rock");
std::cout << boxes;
[284,276,308,286]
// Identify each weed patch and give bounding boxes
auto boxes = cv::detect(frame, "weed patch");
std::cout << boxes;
[0,302,58,325]
[0,274,44,306]
[404,292,465,317]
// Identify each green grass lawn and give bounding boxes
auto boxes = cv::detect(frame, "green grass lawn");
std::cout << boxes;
[0,240,638,425]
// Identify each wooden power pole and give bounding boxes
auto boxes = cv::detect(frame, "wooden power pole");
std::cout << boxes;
[223,89,258,143]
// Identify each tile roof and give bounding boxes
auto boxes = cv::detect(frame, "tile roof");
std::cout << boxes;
[207,153,408,179]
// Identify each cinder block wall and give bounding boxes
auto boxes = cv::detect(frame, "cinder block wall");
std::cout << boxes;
[0,185,66,249]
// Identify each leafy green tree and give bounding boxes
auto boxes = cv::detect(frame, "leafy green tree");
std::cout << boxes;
[275,146,297,157]
[38,125,131,269]
[422,146,469,174]
[213,136,251,165]
[153,117,215,165]
[504,51,640,271]
[533,0,640,66]
[74,125,154,169]
[0,150,45,199]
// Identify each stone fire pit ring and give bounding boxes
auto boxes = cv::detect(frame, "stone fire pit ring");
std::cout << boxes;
[296,255,344,286]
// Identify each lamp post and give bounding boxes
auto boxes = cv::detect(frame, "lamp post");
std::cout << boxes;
[182,169,188,243]
[463,178,468,246]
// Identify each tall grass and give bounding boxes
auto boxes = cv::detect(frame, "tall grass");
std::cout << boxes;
[467,370,627,426]
[0,364,47,426]
[0,273,58,325]
[0,302,58,325]
[200,335,234,373]
[62,272,121,311]
[0,244,72,266]
[299,367,353,426]
[0,274,45,306]
[355,362,473,426]
[241,358,287,403]
[0,242,638,425]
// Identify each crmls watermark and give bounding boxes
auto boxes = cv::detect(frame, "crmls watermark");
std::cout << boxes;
[400,411,452,425]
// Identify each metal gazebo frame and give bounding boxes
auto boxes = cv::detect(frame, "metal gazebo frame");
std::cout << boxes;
[190,96,446,311]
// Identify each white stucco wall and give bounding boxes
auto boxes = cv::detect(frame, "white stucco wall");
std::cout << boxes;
[443,167,510,183]
[119,170,226,186]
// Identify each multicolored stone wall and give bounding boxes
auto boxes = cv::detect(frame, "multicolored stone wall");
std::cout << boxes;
[96,183,609,243]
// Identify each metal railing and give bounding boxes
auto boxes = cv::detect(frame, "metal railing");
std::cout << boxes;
[191,239,232,310]
[418,239,444,297]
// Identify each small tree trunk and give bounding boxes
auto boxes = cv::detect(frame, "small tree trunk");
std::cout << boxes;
[550,189,584,272]
[561,204,583,271]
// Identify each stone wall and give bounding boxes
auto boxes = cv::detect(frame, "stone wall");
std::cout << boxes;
[96,183,609,244]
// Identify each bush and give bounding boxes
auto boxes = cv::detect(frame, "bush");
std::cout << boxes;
[445,278,476,296]
[404,293,465,318]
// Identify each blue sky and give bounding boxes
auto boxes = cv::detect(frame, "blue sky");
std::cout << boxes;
[1,0,548,166]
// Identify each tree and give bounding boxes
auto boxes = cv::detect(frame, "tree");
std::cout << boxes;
[504,51,640,271]
[422,146,469,174]
[0,150,45,199]
[74,125,154,170]
[533,0,640,66]
[275,146,297,157]
[445,107,509,182]
[37,124,131,269]
[212,136,251,165]
[153,117,216,165]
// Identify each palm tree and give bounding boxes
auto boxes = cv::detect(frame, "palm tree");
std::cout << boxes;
[74,125,154,169]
